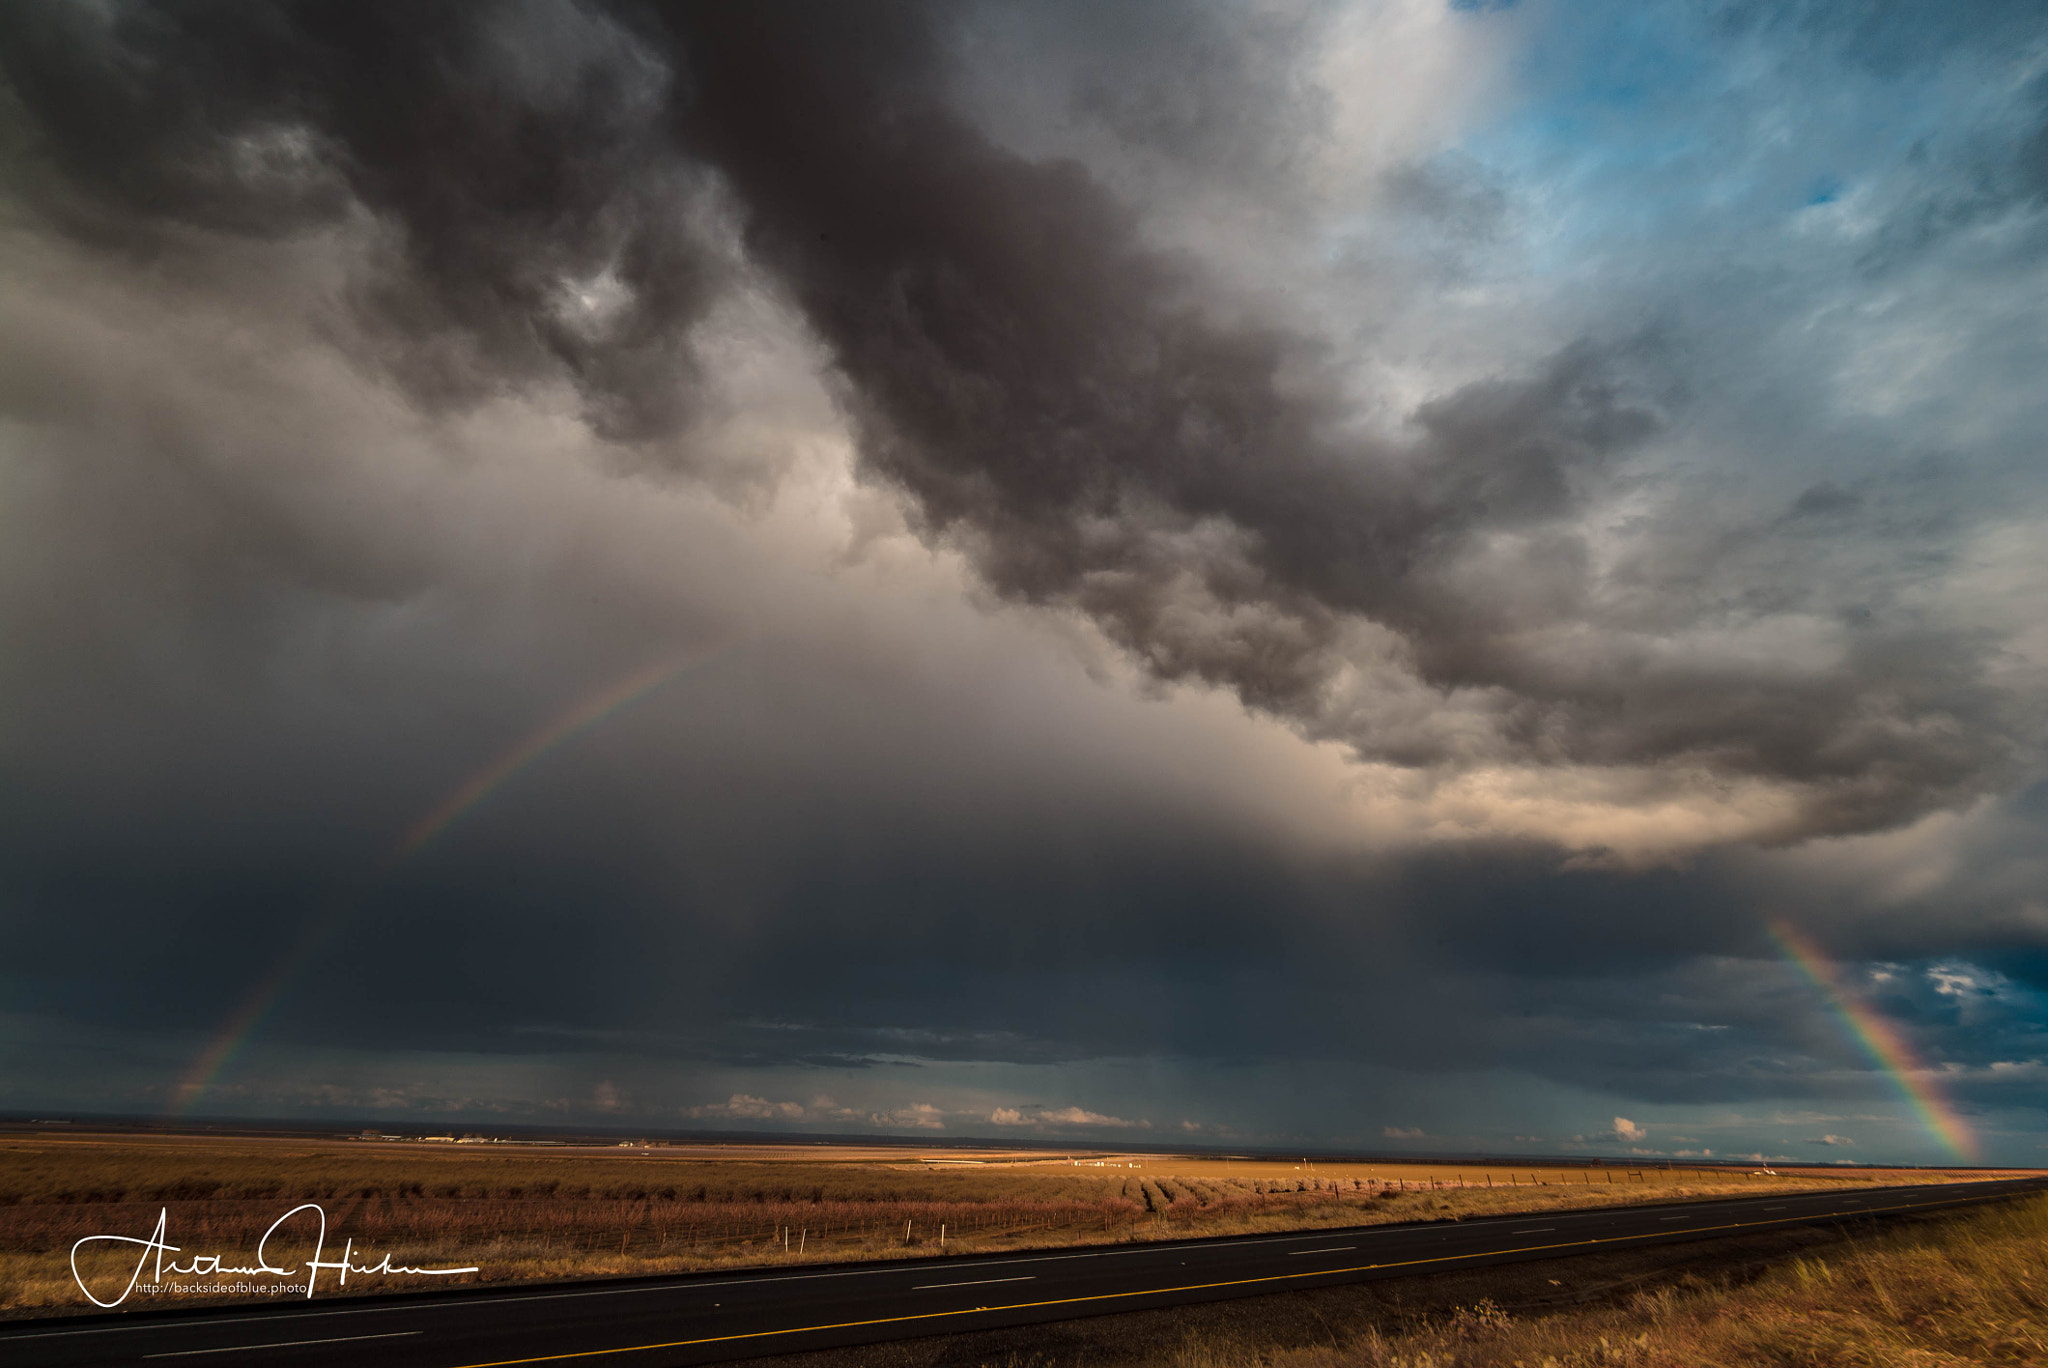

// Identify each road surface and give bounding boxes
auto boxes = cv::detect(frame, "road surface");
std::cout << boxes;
[7,1176,2042,1367]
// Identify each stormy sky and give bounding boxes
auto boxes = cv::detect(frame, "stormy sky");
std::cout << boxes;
[4,0,2047,1165]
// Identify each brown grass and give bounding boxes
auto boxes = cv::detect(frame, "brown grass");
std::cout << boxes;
[0,1131,1996,1319]
[1145,1191,2048,1367]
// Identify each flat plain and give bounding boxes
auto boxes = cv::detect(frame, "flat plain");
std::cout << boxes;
[0,1127,2001,1318]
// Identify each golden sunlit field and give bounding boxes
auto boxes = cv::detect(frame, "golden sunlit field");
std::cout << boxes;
[0,1128,1999,1318]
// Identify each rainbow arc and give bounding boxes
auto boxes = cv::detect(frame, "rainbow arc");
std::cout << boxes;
[1770,920,1977,1163]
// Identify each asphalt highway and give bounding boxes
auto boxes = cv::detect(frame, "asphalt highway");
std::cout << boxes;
[8,1176,2042,1367]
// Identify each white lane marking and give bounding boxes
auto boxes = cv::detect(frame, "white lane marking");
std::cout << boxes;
[913,1276,1035,1290]
[1511,1227,1555,1234]
[1287,1247,1356,1256]
[144,1331,419,1358]
[1659,1216,1685,1221]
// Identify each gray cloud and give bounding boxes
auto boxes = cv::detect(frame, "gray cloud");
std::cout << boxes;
[0,0,722,440]
[3,1,2032,842]
[653,6,2033,839]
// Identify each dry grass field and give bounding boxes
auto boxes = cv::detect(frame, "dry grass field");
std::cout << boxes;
[1145,1190,2048,1367]
[0,1128,1994,1319]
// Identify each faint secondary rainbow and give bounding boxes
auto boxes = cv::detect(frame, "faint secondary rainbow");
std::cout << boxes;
[393,650,722,859]
[1770,920,1977,1164]
[166,646,729,1118]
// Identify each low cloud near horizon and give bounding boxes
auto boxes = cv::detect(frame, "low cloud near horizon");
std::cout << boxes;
[3,0,2048,1165]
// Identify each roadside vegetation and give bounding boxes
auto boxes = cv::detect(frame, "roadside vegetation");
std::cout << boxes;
[1155,1191,2048,1367]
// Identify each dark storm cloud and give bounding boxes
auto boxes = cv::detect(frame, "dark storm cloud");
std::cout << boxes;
[673,4,1657,717]
[3,0,2029,840]
[0,0,718,440]
[651,6,2022,837]
[14,770,2018,1123]
[3,0,2048,1160]
[657,7,1640,686]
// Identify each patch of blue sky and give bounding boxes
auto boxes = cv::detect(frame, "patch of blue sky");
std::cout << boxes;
[1436,0,2022,273]
[1804,173,1845,206]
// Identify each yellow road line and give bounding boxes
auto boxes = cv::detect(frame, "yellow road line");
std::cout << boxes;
[443,1192,1997,1367]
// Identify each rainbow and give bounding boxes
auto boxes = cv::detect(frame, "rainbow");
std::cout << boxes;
[165,915,330,1118]
[165,646,729,1118]
[1770,920,1977,1164]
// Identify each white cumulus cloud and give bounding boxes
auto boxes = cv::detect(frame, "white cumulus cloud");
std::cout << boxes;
[690,1093,804,1120]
